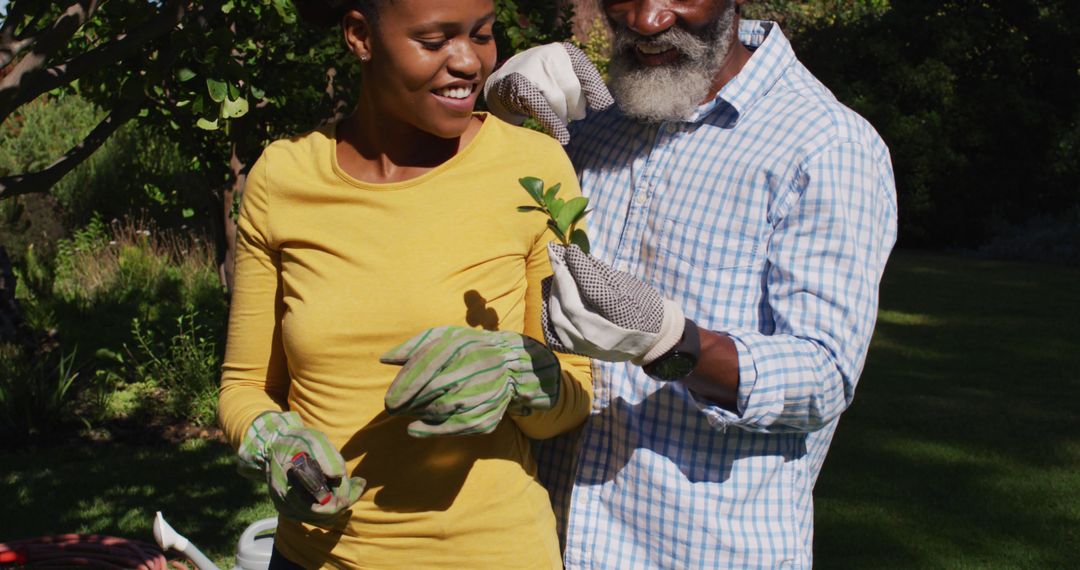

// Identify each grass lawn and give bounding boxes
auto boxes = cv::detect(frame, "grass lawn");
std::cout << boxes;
[815,250,1080,568]
[1,250,1077,568]
[0,438,274,568]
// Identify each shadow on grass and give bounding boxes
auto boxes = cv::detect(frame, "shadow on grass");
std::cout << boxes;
[0,437,274,565]
[815,250,1080,568]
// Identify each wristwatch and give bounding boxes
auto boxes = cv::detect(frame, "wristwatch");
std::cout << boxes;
[643,318,700,382]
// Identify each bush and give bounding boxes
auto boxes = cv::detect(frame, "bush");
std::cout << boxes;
[130,311,222,426]
[0,345,79,444]
[975,207,1080,266]
[12,215,226,433]
[0,94,212,263]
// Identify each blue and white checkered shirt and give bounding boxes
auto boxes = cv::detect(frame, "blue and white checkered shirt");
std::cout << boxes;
[534,21,898,569]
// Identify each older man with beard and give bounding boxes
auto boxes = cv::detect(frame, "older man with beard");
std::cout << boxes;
[482,1,898,568]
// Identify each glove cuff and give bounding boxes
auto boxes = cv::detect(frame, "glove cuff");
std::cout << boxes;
[237,411,302,478]
[637,300,686,365]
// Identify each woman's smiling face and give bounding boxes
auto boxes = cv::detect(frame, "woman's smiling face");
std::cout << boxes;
[357,0,497,139]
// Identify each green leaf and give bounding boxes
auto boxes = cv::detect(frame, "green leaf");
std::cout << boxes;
[543,183,562,204]
[227,81,241,101]
[570,229,591,254]
[206,78,228,103]
[196,117,219,130]
[556,197,588,233]
[271,0,296,23]
[548,197,565,220]
[182,208,195,219]
[220,96,249,119]
[517,206,543,213]
[177,68,197,82]
[519,177,545,206]
[250,85,266,99]
[546,219,566,242]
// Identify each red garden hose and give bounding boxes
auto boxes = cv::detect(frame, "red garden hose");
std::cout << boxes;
[0,534,192,569]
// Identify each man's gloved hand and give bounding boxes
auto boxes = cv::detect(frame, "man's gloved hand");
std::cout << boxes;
[484,42,614,144]
[542,243,685,364]
[381,326,561,438]
[238,411,365,524]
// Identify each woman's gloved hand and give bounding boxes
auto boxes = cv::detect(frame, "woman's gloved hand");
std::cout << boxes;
[484,42,614,144]
[381,326,561,437]
[237,411,365,524]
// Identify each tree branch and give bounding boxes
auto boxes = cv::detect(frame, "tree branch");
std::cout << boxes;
[0,1,100,82]
[0,0,179,123]
[0,94,143,199]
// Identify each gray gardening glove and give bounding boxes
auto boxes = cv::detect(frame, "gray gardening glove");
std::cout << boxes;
[237,411,365,524]
[381,326,561,438]
[542,243,685,364]
[484,42,614,144]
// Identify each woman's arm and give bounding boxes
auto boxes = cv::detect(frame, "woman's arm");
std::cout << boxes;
[218,150,292,450]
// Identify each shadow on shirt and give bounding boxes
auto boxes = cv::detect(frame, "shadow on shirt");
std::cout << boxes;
[341,411,522,513]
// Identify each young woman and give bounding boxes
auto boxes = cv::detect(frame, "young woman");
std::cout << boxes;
[217,0,592,567]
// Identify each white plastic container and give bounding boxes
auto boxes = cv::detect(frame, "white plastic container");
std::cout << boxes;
[232,518,277,570]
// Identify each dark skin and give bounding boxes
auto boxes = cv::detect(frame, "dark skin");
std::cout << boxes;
[338,0,497,184]
[604,0,751,408]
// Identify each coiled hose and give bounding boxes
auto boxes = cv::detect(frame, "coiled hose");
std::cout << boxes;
[0,534,192,569]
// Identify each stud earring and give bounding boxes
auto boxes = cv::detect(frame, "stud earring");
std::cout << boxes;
[360,54,370,62]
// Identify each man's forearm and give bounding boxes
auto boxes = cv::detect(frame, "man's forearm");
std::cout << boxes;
[678,326,740,409]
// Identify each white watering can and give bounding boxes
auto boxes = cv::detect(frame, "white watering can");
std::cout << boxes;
[154,511,277,570]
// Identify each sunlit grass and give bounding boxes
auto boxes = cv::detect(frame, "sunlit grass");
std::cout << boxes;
[0,438,275,568]
[815,250,1080,568]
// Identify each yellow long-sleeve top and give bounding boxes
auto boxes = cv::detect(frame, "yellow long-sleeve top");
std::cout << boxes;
[218,114,592,569]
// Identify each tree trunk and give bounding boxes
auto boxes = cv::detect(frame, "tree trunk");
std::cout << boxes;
[560,0,608,42]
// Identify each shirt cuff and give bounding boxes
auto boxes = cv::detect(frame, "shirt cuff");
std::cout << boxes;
[687,332,765,432]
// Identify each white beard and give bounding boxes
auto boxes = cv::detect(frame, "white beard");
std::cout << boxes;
[607,4,738,123]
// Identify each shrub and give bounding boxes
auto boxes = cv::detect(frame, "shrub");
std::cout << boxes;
[975,206,1080,266]
[12,215,226,431]
[0,94,211,264]
[130,311,222,426]
[0,345,79,444]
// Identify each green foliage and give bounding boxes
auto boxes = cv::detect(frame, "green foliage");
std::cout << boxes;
[0,94,104,175]
[11,215,227,432]
[0,345,80,443]
[743,0,890,38]
[495,0,575,55]
[573,16,612,80]
[781,0,1080,248]
[518,176,590,252]
[0,94,208,251]
[130,311,223,426]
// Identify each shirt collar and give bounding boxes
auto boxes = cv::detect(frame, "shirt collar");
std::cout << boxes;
[683,20,796,126]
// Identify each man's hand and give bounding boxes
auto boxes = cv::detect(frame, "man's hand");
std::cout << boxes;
[543,243,685,364]
[484,42,614,144]
[237,411,365,525]
[381,326,561,437]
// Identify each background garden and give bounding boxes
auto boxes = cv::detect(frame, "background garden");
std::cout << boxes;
[1,0,1077,567]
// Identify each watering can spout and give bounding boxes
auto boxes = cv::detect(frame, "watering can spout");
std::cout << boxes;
[152,511,222,570]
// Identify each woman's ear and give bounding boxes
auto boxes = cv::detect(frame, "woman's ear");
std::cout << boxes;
[342,9,373,63]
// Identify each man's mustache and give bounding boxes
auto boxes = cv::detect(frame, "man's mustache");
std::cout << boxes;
[611,25,713,62]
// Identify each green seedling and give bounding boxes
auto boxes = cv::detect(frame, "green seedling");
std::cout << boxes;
[517,176,591,254]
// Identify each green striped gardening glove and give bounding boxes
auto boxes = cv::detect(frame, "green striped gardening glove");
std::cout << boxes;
[381,326,561,438]
[237,411,365,524]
